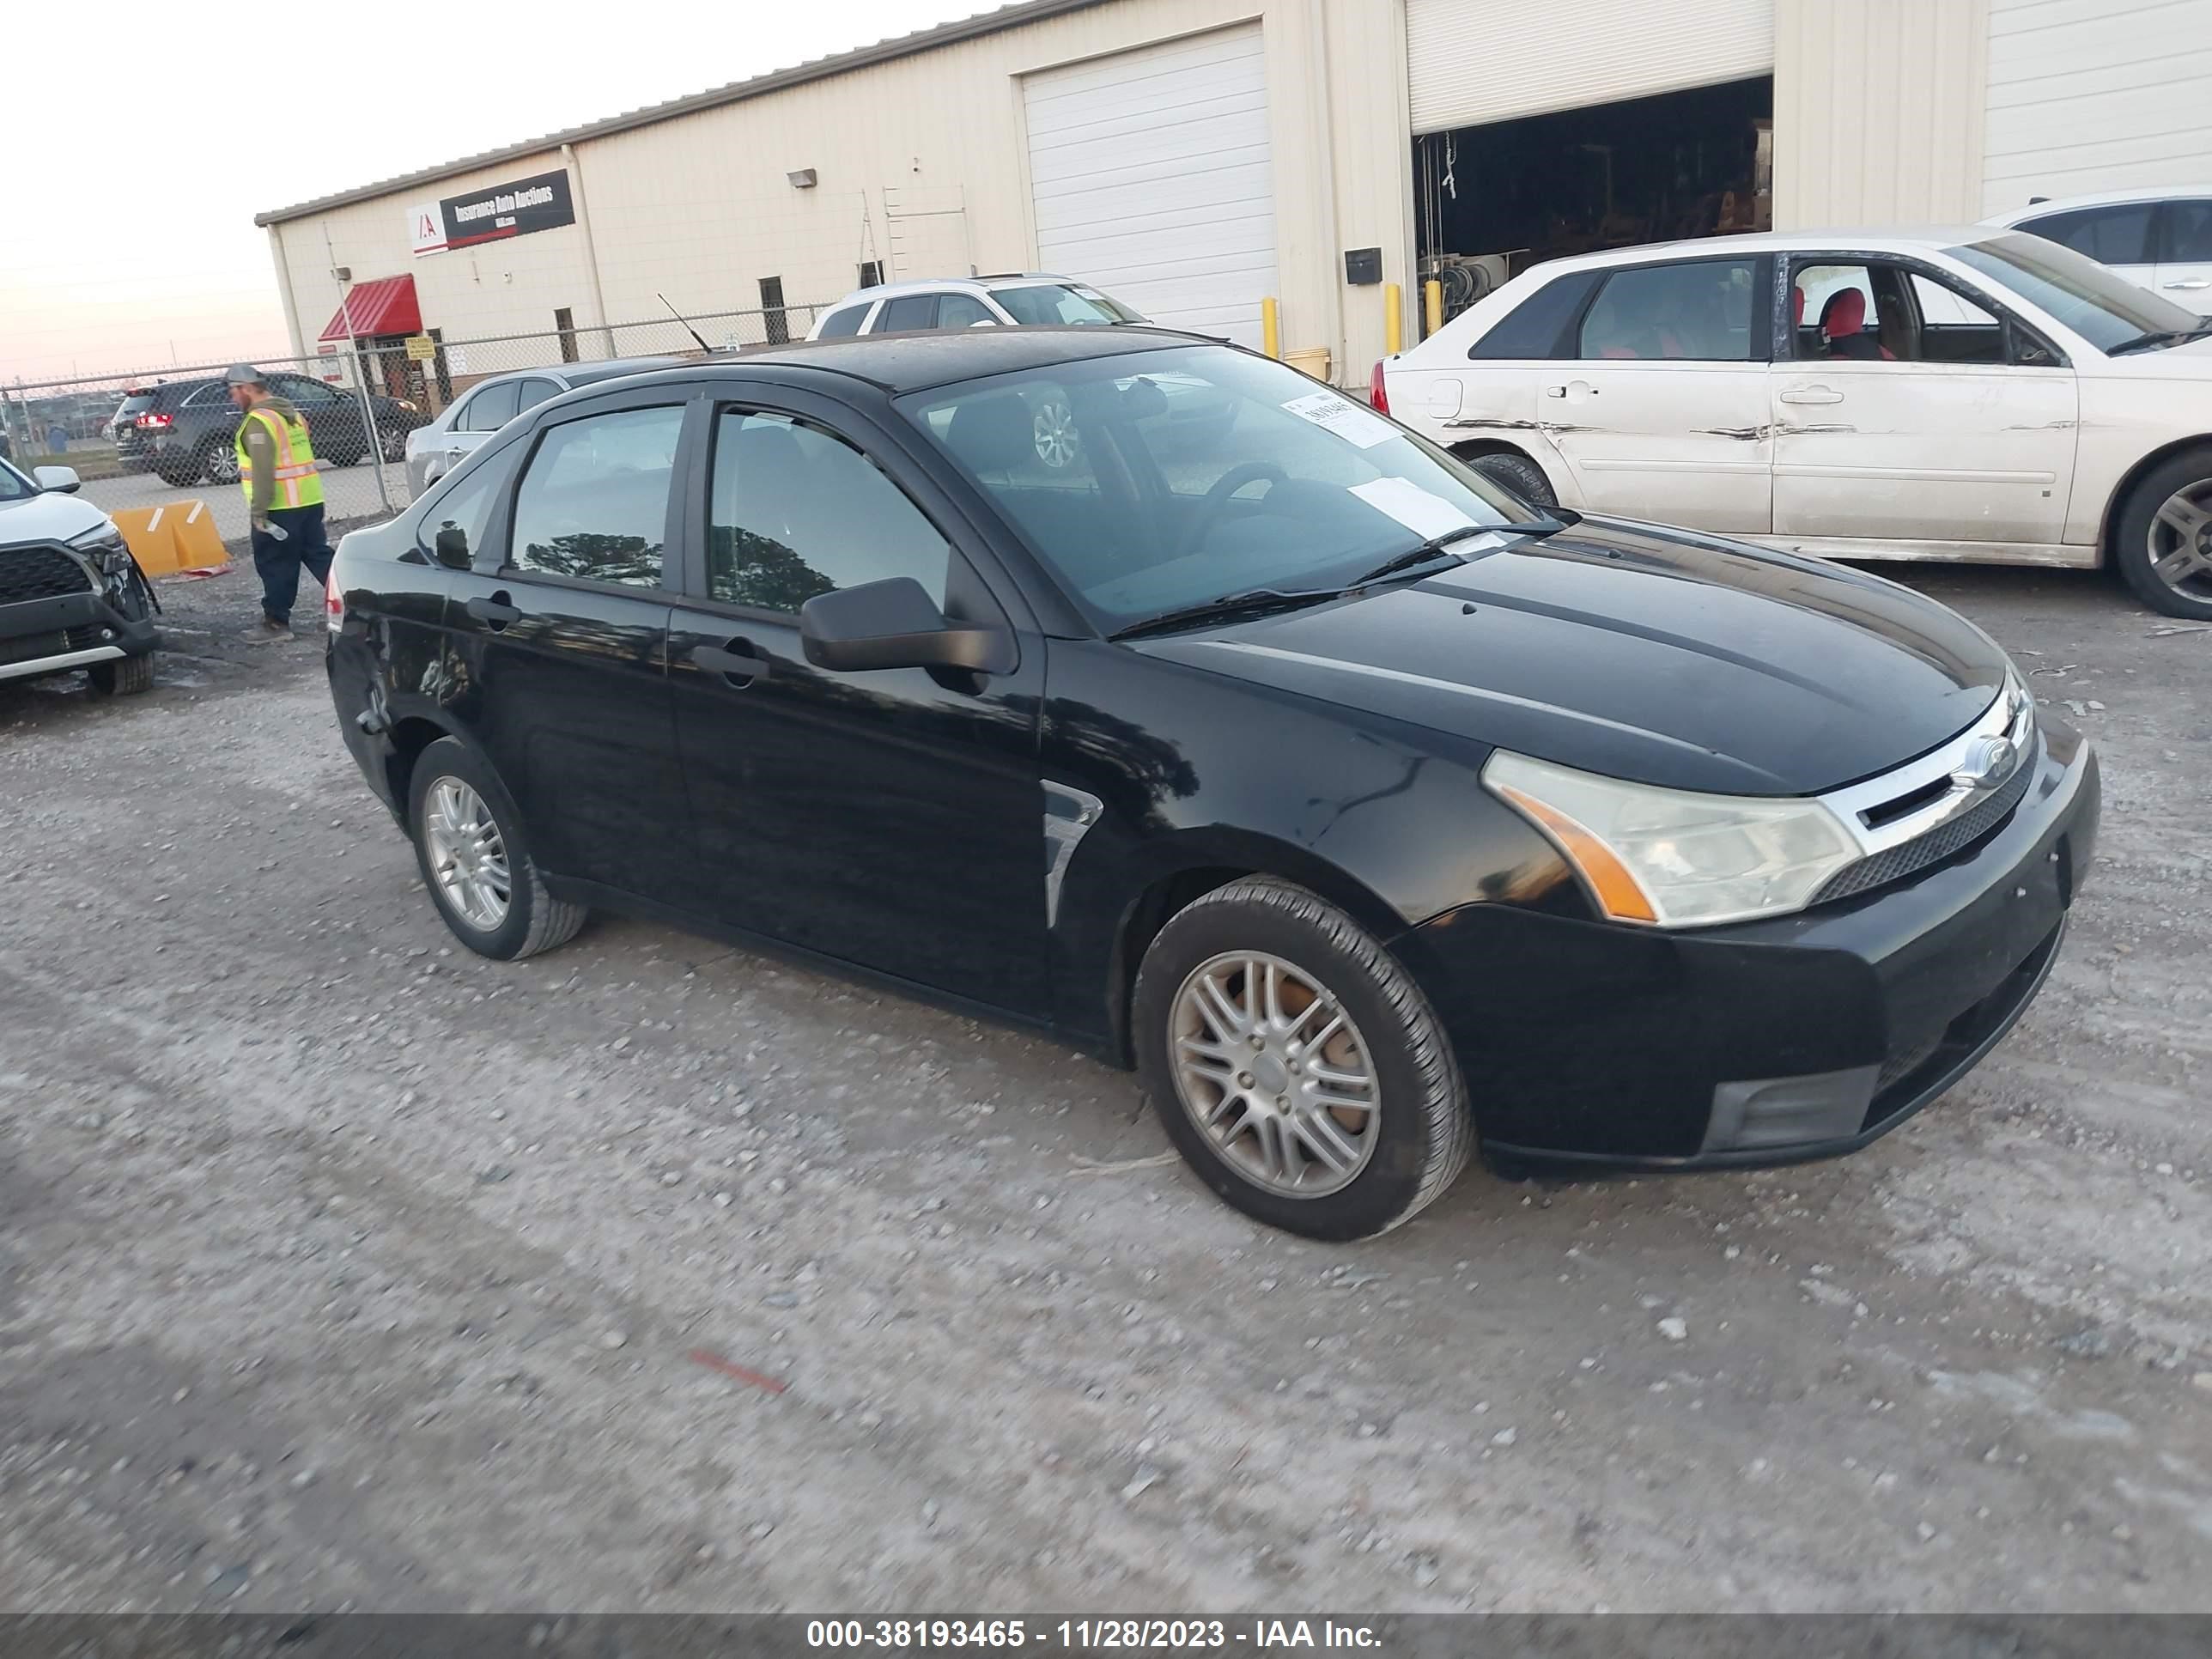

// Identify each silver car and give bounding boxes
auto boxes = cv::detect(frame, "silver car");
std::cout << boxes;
[403,357,679,496]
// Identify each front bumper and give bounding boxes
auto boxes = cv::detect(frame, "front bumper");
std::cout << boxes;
[1395,712,2100,1170]
[0,587,161,685]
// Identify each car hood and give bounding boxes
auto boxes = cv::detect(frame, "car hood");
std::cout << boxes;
[0,487,114,548]
[1134,518,2010,797]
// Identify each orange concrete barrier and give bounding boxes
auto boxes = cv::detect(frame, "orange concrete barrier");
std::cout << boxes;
[107,500,231,578]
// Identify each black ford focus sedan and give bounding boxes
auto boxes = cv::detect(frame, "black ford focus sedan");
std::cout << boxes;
[325,329,2099,1241]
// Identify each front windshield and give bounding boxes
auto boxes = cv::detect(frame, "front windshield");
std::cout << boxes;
[902,345,1536,629]
[0,459,37,502]
[991,283,1143,326]
[1948,232,2201,352]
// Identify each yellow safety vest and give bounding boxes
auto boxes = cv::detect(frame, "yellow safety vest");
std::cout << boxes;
[235,404,325,510]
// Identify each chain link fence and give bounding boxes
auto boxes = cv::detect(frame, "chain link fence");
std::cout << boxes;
[2,301,829,542]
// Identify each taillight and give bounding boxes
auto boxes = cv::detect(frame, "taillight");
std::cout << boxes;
[1368,360,1390,415]
[325,565,345,635]
[135,412,173,430]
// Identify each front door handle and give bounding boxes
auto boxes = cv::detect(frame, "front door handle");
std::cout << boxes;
[465,592,520,629]
[2163,278,2210,290]
[695,639,770,686]
[1778,386,1844,405]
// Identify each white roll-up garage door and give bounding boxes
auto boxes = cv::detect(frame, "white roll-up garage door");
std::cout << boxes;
[1023,25,1277,349]
[1406,0,1773,134]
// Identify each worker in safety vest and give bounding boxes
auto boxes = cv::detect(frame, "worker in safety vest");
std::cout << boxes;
[228,364,332,642]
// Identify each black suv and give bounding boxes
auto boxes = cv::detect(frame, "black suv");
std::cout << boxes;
[116,372,425,487]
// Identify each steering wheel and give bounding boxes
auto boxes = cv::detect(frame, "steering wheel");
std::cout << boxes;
[1181,461,1291,558]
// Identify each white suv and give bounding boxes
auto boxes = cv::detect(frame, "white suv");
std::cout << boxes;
[1983,187,2212,302]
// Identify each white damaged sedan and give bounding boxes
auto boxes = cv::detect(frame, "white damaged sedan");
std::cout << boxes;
[1377,228,2212,618]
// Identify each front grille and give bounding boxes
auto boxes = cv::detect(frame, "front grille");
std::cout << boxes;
[1812,757,2036,905]
[0,546,94,605]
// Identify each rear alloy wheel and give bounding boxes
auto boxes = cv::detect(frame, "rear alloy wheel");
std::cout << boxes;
[1033,396,1080,469]
[2113,448,2212,619]
[407,737,586,960]
[1133,878,1472,1241]
[380,424,408,463]
[201,443,239,486]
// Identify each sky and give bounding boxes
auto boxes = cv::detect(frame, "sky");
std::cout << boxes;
[2,0,985,389]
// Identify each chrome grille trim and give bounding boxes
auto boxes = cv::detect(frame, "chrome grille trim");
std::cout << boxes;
[1819,674,2034,861]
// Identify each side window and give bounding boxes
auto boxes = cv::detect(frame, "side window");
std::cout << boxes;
[2019,204,2154,265]
[708,409,951,615]
[1792,265,1882,360]
[507,404,684,587]
[2163,200,2212,264]
[1577,260,1756,362]
[816,304,869,339]
[1468,270,1602,360]
[458,381,522,433]
[278,376,340,408]
[878,295,939,332]
[514,378,562,416]
[937,293,996,330]
[415,453,509,567]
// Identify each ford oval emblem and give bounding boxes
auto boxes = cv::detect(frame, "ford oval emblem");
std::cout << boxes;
[1952,735,2017,794]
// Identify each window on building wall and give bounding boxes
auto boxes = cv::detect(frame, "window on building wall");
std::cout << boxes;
[554,307,579,363]
[759,277,789,346]
[859,260,884,288]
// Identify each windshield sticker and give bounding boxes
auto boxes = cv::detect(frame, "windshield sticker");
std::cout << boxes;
[1280,390,1399,450]
[1348,477,1478,540]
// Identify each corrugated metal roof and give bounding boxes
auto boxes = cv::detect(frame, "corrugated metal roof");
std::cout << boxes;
[254,0,1110,227]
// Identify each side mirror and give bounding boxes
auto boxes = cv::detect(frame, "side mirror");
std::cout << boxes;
[799,577,1014,674]
[431,523,472,569]
[33,465,81,494]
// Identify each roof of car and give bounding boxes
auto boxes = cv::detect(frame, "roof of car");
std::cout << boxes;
[1522,227,2016,276]
[635,325,1206,395]
[830,274,1085,305]
[1982,185,2212,224]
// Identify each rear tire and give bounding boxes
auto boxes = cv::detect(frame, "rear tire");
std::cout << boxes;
[1462,448,1557,508]
[2112,446,2212,619]
[88,653,155,696]
[406,737,586,961]
[1133,878,1473,1241]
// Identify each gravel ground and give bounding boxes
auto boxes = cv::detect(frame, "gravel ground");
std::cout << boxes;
[1,556,2208,1613]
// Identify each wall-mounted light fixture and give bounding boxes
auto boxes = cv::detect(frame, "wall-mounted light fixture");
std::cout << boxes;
[787,168,818,189]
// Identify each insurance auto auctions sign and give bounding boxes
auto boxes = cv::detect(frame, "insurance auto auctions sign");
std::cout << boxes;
[408,168,575,257]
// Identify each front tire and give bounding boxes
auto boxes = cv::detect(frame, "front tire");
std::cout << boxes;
[2112,447,2212,619]
[88,653,155,696]
[407,737,586,960]
[1462,448,1557,508]
[1133,878,1472,1241]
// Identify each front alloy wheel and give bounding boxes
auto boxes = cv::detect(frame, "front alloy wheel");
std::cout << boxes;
[2145,480,2212,607]
[1133,877,1472,1240]
[1170,951,1379,1197]
[1033,397,1079,469]
[2115,447,2212,619]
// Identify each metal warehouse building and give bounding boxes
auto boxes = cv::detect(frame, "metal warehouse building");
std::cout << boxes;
[258,0,2212,394]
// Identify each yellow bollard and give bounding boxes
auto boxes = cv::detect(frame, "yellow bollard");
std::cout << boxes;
[1384,283,1403,356]
[104,501,231,579]
[1425,280,1443,338]
[1261,297,1281,359]
[167,498,231,575]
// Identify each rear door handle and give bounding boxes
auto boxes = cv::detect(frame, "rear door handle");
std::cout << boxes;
[465,592,520,629]
[1778,386,1844,404]
[1542,382,1595,398]
[695,639,770,685]
[2163,278,2210,290]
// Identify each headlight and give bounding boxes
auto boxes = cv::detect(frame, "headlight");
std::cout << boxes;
[1484,751,1860,928]
[68,521,136,577]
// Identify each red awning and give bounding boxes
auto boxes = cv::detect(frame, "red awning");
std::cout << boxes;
[319,275,422,342]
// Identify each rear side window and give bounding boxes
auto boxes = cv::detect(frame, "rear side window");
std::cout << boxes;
[507,404,684,587]
[938,293,996,329]
[817,304,869,338]
[2163,200,2212,264]
[878,295,939,331]
[2019,204,2154,265]
[416,452,510,567]
[1468,270,1602,359]
[1579,260,1757,362]
[458,382,522,433]
[514,378,562,415]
